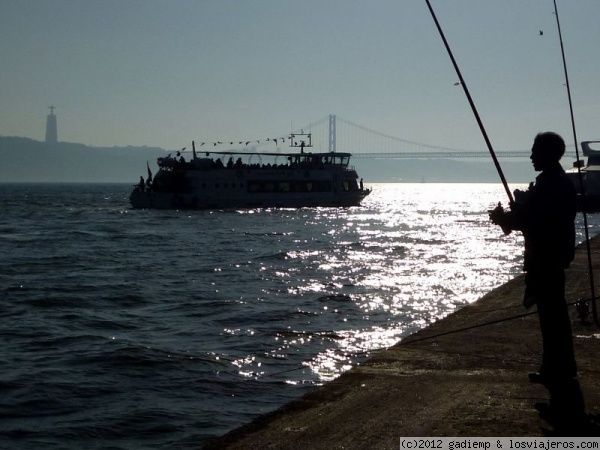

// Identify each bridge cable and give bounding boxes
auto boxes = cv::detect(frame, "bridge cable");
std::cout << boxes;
[553,0,598,326]
[336,116,472,153]
[424,0,513,205]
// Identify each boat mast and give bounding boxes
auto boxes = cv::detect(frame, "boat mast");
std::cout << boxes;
[290,131,312,154]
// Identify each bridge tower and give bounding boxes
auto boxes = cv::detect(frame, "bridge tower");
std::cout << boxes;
[45,105,57,144]
[328,114,336,152]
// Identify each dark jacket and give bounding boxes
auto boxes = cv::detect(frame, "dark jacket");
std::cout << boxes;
[506,162,576,271]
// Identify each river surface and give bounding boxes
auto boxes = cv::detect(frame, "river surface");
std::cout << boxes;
[1,182,596,449]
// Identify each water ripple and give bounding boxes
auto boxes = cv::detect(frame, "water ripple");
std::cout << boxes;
[1,182,596,449]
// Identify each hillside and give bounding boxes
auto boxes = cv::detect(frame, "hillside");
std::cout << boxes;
[0,137,166,183]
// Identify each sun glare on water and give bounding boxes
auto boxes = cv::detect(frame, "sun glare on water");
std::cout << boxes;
[305,184,526,380]
[245,183,527,383]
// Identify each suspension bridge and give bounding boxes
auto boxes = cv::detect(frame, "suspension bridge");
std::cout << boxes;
[266,115,577,159]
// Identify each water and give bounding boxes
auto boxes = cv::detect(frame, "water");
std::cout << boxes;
[1,183,596,449]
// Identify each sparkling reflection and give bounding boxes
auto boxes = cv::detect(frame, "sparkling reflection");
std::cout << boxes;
[231,183,595,385]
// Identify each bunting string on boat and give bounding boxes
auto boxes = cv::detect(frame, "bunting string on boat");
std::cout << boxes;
[552,0,598,326]
[189,136,289,149]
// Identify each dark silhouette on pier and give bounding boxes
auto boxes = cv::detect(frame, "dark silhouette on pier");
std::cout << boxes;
[489,132,593,433]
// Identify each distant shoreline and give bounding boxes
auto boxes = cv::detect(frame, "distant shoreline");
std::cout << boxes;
[0,135,568,184]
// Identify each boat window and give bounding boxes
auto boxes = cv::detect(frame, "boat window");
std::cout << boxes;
[245,180,333,193]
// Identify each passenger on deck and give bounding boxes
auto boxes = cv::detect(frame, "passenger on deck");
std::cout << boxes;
[138,176,145,192]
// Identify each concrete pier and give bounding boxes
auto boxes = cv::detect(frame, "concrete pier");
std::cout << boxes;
[204,237,600,449]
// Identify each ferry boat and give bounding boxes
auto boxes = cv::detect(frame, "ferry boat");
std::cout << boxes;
[129,133,371,209]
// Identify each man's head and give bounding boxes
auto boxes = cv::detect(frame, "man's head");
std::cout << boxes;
[530,132,565,171]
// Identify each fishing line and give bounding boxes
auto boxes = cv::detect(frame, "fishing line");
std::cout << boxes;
[253,294,596,380]
[399,297,592,345]
[424,0,513,205]
[552,0,598,326]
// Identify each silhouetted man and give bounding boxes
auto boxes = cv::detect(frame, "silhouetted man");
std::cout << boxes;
[490,132,577,385]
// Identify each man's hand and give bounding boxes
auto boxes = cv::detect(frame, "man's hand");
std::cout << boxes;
[513,188,531,204]
[488,202,512,235]
[489,202,505,224]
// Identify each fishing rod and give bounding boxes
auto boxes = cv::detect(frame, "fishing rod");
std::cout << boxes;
[424,0,514,205]
[553,0,598,326]
[425,0,598,325]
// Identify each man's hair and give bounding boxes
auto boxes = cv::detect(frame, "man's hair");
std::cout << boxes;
[534,132,566,161]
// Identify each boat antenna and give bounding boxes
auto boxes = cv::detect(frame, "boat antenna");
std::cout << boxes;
[553,0,598,325]
[424,0,513,205]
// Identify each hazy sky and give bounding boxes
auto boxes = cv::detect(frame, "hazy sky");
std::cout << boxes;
[1,1,599,153]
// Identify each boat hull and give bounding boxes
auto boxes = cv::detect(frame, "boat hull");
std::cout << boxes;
[130,189,369,209]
